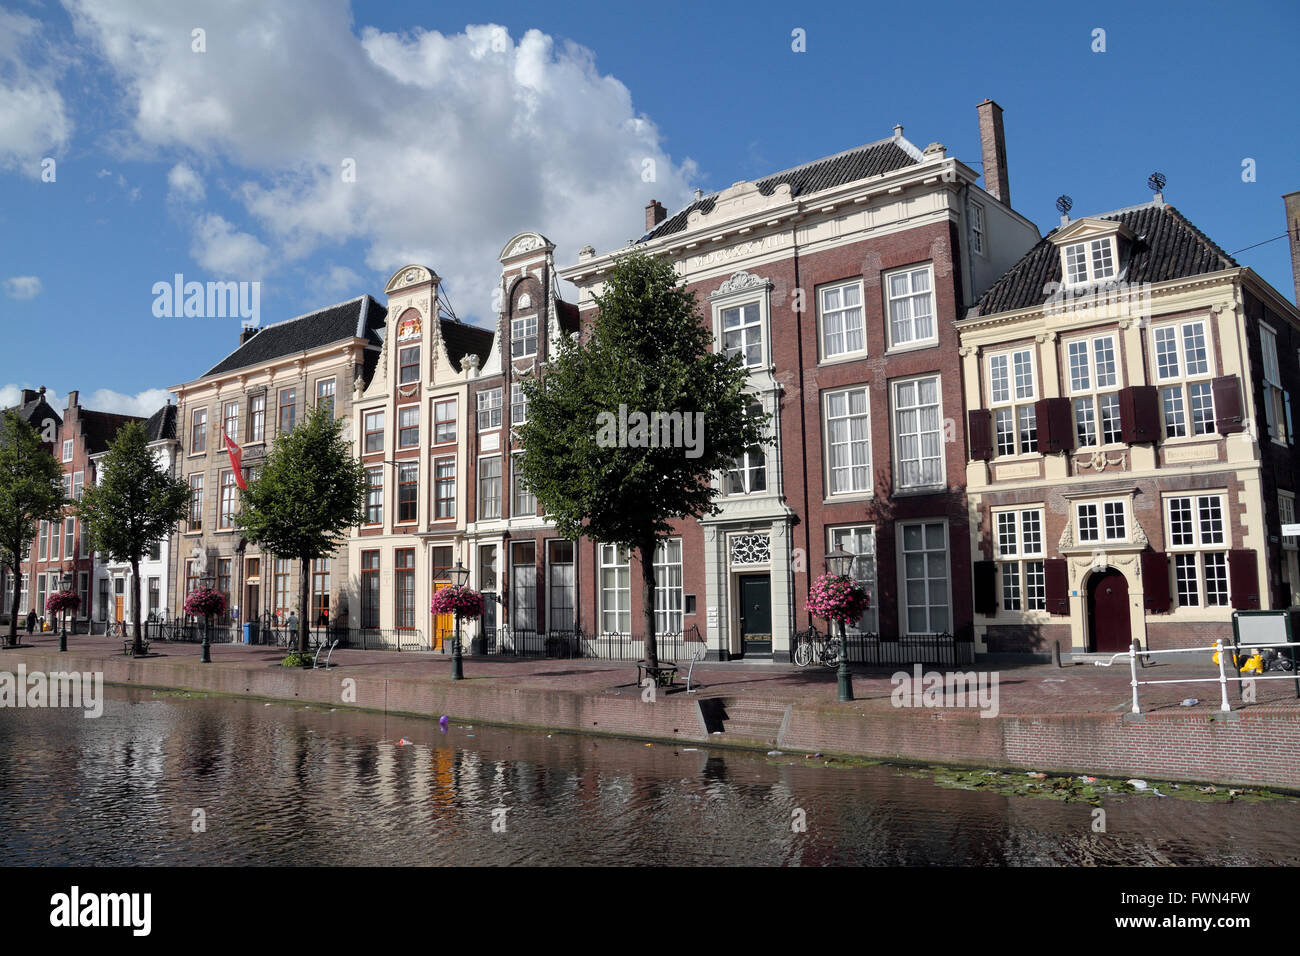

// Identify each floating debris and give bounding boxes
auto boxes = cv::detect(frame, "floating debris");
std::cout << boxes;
[1180,698,1200,707]
[1027,772,1047,780]
[396,738,413,746]
[1127,779,1148,791]
[767,750,783,756]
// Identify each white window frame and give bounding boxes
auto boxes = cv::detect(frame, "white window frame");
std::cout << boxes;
[599,544,631,635]
[828,525,877,635]
[546,540,576,633]
[823,385,872,496]
[1281,491,1299,606]
[511,314,538,359]
[397,404,419,449]
[478,455,501,520]
[720,300,765,369]
[987,347,1038,457]
[653,538,684,637]
[62,439,73,462]
[994,507,1046,612]
[1151,318,1216,440]
[511,453,535,516]
[897,520,951,635]
[1061,237,1117,287]
[818,279,867,361]
[884,263,937,350]
[1074,498,1129,544]
[477,388,503,431]
[891,374,945,491]
[1260,324,1288,445]
[1165,493,1229,608]
[1065,332,1122,448]
[725,401,767,496]
[510,382,529,426]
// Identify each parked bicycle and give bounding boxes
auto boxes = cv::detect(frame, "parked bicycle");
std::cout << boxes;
[793,629,842,667]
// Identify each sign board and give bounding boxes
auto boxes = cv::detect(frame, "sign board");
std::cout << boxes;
[1282,524,1300,538]
[1232,610,1289,647]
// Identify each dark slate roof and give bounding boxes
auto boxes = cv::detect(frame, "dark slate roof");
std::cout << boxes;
[441,318,494,371]
[640,137,920,243]
[972,202,1239,316]
[3,390,61,430]
[202,294,388,378]
[81,409,144,454]
[143,403,177,443]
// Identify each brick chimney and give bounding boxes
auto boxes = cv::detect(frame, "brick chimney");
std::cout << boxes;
[20,388,37,404]
[977,99,1010,205]
[240,325,261,345]
[1284,191,1300,305]
[645,199,667,232]
[66,390,78,411]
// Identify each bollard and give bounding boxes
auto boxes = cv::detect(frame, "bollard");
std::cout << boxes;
[1129,639,1141,714]
[1214,639,1231,712]
[1052,640,1061,668]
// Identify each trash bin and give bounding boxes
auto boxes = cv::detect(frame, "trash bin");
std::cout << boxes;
[243,622,258,645]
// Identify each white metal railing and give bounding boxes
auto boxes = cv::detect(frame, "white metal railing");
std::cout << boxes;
[1094,639,1299,714]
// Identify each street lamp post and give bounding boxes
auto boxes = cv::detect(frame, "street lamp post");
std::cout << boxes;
[59,571,71,652]
[449,560,470,681]
[825,547,854,703]
[200,573,213,664]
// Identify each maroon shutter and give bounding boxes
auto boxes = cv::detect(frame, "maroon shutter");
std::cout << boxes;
[1036,397,1074,454]
[968,409,993,461]
[1120,386,1160,444]
[1141,551,1171,612]
[1228,550,1260,610]
[1044,558,1069,614]
[1213,375,1245,435]
[973,561,998,614]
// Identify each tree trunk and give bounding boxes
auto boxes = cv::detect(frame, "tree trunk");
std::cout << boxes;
[6,559,19,647]
[639,534,658,670]
[298,557,311,654]
[131,556,144,655]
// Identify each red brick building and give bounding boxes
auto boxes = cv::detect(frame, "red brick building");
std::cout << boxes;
[557,103,1040,660]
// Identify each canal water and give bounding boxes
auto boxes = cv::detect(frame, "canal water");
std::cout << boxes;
[1,688,1296,866]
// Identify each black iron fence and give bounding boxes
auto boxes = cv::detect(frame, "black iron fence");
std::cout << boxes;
[791,626,973,667]
[485,625,706,661]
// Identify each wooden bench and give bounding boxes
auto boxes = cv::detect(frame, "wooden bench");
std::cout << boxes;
[123,638,151,656]
[636,659,679,688]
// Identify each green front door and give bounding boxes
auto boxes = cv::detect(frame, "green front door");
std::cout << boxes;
[739,574,772,657]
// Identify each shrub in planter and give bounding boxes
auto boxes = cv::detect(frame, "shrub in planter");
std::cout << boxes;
[281,651,315,668]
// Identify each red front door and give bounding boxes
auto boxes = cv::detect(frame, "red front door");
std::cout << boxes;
[1088,570,1131,653]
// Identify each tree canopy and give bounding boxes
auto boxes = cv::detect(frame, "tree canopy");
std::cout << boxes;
[514,251,766,666]
[0,410,65,646]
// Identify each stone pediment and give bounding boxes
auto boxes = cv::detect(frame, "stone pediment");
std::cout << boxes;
[688,181,793,229]
[384,265,438,295]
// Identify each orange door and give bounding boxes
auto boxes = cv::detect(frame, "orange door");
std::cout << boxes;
[114,596,124,623]
[432,579,452,651]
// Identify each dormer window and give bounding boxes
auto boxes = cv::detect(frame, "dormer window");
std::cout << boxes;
[1063,238,1116,286]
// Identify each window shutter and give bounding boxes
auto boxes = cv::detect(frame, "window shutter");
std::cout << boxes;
[1120,386,1161,444]
[1140,551,1171,613]
[1280,581,1292,610]
[968,409,993,461]
[973,561,998,614]
[1228,549,1260,610]
[1286,392,1295,445]
[1036,397,1074,455]
[1044,558,1070,615]
[1212,375,1245,435]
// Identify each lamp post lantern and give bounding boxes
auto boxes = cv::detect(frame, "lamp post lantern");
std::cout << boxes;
[825,547,854,702]
[449,560,470,681]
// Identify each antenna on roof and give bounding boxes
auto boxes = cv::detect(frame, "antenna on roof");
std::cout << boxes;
[1055,194,1073,227]
[1147,171,1166,206]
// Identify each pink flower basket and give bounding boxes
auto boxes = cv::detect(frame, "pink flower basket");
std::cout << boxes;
[184,586,228,620]
[431,585,484,620]
[806,573,870,627]
[45,590,80,615]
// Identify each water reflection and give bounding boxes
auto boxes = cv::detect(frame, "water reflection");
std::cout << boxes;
[0,688,1296,866]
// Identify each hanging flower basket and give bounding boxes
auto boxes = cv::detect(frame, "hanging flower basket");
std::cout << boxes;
[431,585,484,620]
[45,590,80,615]
[806,573,870,627]
[184,586,228,620]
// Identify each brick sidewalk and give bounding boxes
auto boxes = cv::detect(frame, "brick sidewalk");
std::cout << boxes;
[6,630,1297,718]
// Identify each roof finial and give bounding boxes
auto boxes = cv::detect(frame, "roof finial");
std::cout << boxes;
[1147,171,1166,206]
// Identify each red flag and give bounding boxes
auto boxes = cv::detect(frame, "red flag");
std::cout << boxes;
[223,430,247,489]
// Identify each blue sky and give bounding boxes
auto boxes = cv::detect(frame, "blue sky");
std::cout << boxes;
[1,0,1297,416]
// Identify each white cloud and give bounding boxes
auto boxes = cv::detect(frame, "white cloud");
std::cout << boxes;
[0,384,171,418]
[167,161,205,203]
[3,276,42,300]
[64,0,698,319]
[189,213,270,278]
[0,10,72,176]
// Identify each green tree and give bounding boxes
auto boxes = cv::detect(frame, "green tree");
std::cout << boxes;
[0,411,66,647]
[77,421,189,655]
[236,403,366,653]
[514,251,766,668]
